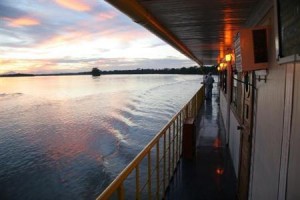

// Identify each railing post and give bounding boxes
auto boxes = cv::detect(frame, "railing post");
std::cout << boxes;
[197,91,199,111]
[195,94,197,115]
[156,141,160,199]
[192,96,196,118]
[172,122,175,172]
[148,152,152,200]
[179,112,182,155]
[195,95,197,115]
[118,183,125,200]
[198,90,202,110]
[168,128,171,182]
[136,166,140,200]
[189,101,191,117]
[185,106,188,119]
[176,117,179,163]
[163,132,166,192]
[198,89,201,110]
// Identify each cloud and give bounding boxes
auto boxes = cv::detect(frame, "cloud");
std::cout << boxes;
[0,1,197,74]
[0,1,26,18]
[54,0,92,12]
[4,16,40,27]
[0,58,49,74]
[37,30,90,47]
[95,11,117,21]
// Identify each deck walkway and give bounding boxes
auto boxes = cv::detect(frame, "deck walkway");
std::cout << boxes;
[165,93,237,200]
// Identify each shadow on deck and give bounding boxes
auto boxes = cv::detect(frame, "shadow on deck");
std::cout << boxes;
[165,93,237,200]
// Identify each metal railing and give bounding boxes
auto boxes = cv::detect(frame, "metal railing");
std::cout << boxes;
[97,86,205,200]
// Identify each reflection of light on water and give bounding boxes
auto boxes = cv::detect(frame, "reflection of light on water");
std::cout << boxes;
[110,129,127,143]
[213,137,222,148]
[216,167,224,175]
[0,75,203,199]
[111,111,136,127]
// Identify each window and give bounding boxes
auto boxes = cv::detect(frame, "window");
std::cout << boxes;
[232,73,238,108]
[231,71,244,120]
[278,0,300,57]
[220,70,227,94]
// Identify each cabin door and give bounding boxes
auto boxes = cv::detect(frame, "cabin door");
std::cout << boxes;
[237,72,254,200]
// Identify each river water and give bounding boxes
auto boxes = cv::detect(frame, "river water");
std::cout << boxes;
[0,74,203,199]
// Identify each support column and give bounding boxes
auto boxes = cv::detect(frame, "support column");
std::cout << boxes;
[278,62,295,200]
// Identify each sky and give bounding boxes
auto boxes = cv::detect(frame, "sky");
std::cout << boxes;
[0,0,197,74]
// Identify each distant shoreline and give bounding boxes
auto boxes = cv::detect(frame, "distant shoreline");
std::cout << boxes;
[0,67,217,77]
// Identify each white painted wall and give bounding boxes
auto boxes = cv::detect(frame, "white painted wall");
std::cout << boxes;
[286,63,300,200]
[219,63,243,177]
[219,92,228,132]
[229,111,241,177]
[250,64,285,200]
[249,8,286,200]
[220,88,241,177]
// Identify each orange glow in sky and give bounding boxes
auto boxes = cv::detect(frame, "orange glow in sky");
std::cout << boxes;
[6,16,40,27]
[55,0,91,11]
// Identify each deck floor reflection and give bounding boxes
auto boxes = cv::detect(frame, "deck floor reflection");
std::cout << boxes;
[166,93,237,200]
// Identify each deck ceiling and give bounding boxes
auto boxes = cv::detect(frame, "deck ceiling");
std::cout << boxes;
[106,0,259,65]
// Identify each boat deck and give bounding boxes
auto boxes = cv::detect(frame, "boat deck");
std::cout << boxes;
[165,93,237,200]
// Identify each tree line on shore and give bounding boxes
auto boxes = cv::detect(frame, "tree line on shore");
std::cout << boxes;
[1,66,217,77]
[93,66,217,76]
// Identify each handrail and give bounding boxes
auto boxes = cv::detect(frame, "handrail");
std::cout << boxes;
[97,86,205,200]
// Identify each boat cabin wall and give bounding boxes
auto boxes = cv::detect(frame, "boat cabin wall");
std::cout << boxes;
[249,6,285,200]
[221,0,300,199]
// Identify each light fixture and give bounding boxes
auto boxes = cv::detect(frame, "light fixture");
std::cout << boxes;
[219,62,227,70]
[225,53,232,62]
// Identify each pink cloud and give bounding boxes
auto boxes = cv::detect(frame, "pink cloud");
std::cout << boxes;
[37,30,91,47]
[95,11,117,21]
[5,16,40,27]
[55,0,91,11]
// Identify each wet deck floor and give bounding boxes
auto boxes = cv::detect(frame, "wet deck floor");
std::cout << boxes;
[165,94,237,200]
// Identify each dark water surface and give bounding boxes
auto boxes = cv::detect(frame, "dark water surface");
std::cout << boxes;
[0,75,202,199]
